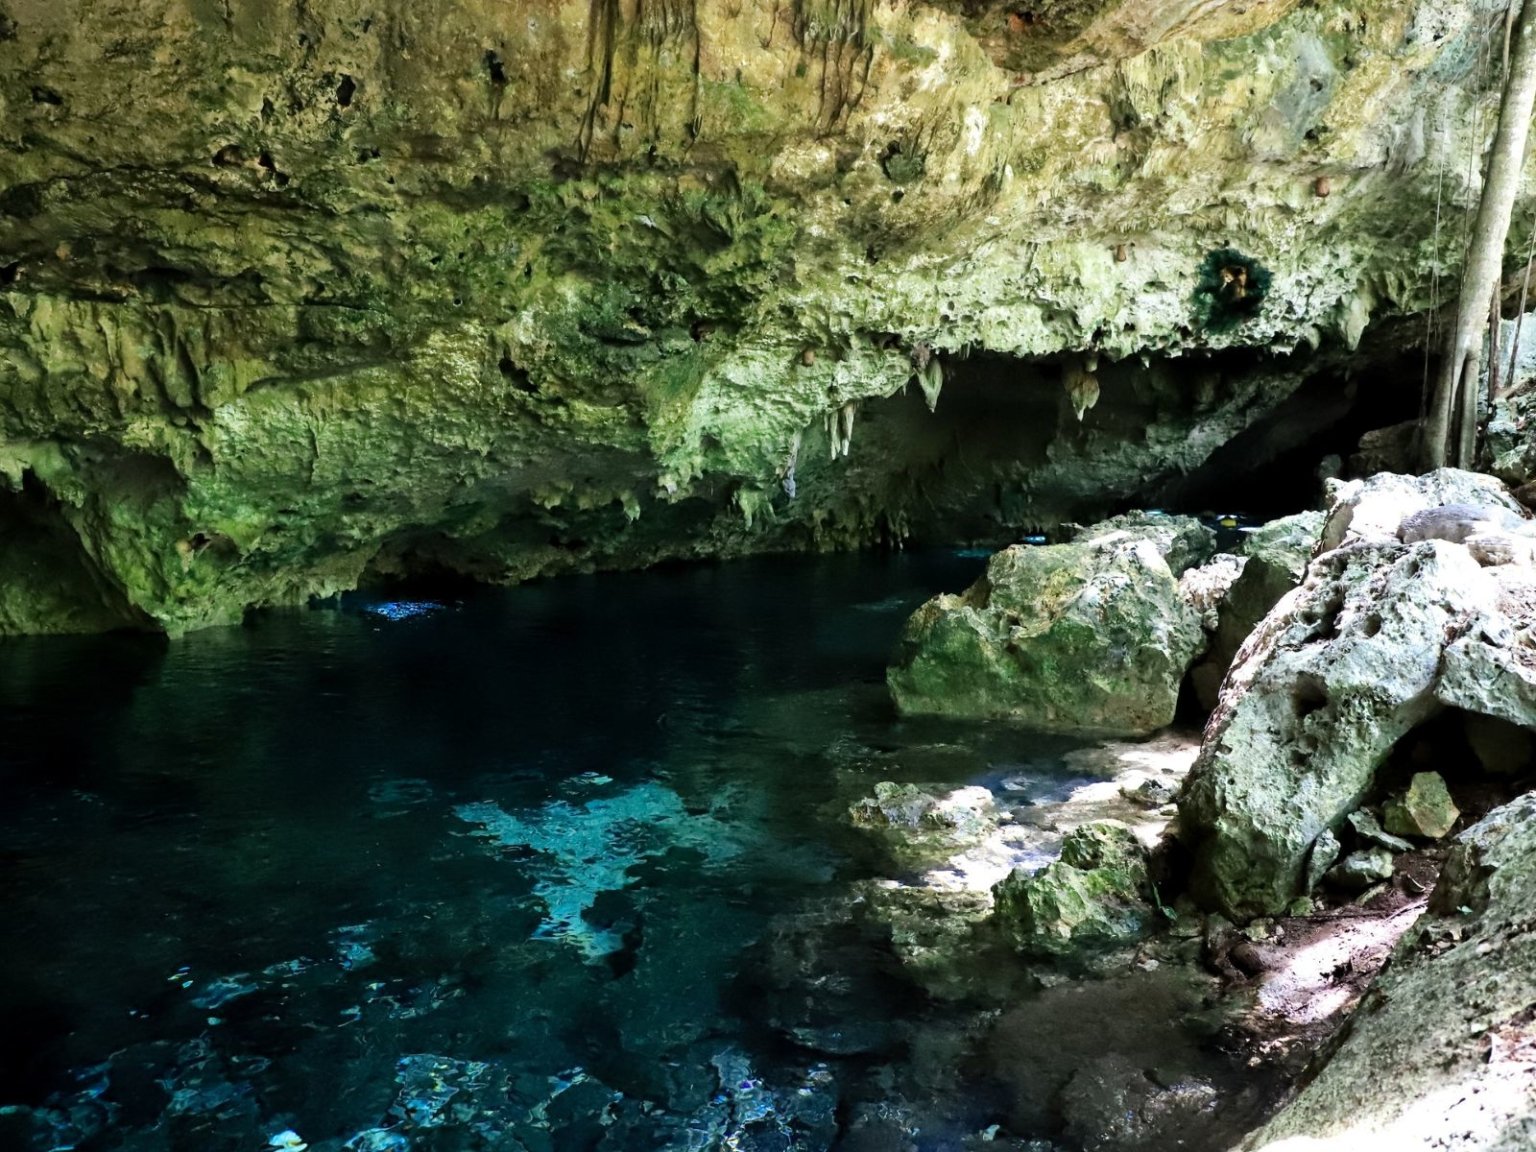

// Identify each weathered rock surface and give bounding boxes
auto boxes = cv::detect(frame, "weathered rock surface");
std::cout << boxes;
[1318,469,1526,553]
[888,517,1207,734]
[836,732,1200,994]
[1180,471,1536,919]
[0,2,1530,633]
[1323,847,1394,891]
[1189,510,1324,712]
[1398,503,1530,545]
[1179,552,1247,631]
[1382,771,1460,840]
[1077,513,1218,579]
[1240,793,1536,1152]
[992,821,1154,956]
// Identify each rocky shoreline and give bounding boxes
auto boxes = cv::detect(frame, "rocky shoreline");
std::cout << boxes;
[873,467,1536,1150]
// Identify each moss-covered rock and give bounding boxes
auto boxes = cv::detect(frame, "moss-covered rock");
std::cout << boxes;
[992,821,1153,956]
[0,1,1530,633]
[1383,772,1461,840]
[887,519,1206,735]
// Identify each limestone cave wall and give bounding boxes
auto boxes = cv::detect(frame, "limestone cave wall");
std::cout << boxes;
[0,0,1527,632]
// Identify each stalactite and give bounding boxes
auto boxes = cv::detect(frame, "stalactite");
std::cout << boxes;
[1064,355,1100,422]
[782,429,802,498]
[918,357,943,413]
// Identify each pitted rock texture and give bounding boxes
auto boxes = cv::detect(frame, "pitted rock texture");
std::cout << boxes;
[1188,509,1324,712]
[992,820,1154,957]
[0,1,1531,632]
[1180,470,1536,919]
[887,515,1208,735]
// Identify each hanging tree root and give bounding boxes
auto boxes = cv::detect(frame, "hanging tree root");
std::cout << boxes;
[1421,0,1536,471]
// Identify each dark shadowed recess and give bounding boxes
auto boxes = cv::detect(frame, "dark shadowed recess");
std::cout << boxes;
[1154,350,1424,518]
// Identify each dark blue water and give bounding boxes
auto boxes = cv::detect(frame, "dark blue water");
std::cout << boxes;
[0,553,1239,1152]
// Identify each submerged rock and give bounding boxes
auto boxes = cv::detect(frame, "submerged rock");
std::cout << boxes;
[992,822,1154,956]
[1239,794,1536,1151]
[888,518,1207,735]
[1180,470,1536,919]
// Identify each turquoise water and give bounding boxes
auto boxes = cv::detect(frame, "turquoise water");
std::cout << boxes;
[0,554,1250,1151]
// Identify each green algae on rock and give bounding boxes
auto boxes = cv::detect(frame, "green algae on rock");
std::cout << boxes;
[1,0,1533,633]
[887,517,1207,735]
[1383,771,1461,840]
[992,821,1154,956]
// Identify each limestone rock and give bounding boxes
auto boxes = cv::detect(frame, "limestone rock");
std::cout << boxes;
[992,822,1153,957]
[1189,510,1323,712]
[1240,794,1536,1152]
[2,2,1533,634]
[1433,567,1536,727]
[1464,713,1536,776]
[1180,537,1486,917]
[888,522,1205,735]
[1398,503,1529,545]
[1179,553,1246,630]
[1319,470,1526,554]
[1486,359,1536,487]
[1349,420,1419,477]
[1383,772,1460,840]
[1324,847,1394,891]
[847,782,1002,871]
[1346,808,1413,853]
[1181,471,1536,919]
[1464,531,1536,567]
[1073,513,1217,578]
[1241,510,1327,577]
[1304,829,1341,893]
[1396,503,1536,568]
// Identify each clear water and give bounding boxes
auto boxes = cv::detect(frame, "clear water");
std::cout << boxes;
[0,554,1249,1152]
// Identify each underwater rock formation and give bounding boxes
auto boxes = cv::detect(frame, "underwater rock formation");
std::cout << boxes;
[888,513,1209,734]
[1180,470,1536,919]
[0,0,1529,632]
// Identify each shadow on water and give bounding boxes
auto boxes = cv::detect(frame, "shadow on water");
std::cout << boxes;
[0,552,1261,1151]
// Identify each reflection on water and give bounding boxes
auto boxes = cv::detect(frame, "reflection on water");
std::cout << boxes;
[0,553,1249,1151]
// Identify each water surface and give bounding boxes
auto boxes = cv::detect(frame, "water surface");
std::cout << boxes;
[0,553,1236,1151]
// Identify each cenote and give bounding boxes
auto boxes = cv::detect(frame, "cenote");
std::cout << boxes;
[0,553,1270,1152]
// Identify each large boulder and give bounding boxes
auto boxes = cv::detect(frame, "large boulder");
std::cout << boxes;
[1317,468,1525,553]
[887,517,1209,736]
[1239,793,1536,1152]
[1180,470,1536,919]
